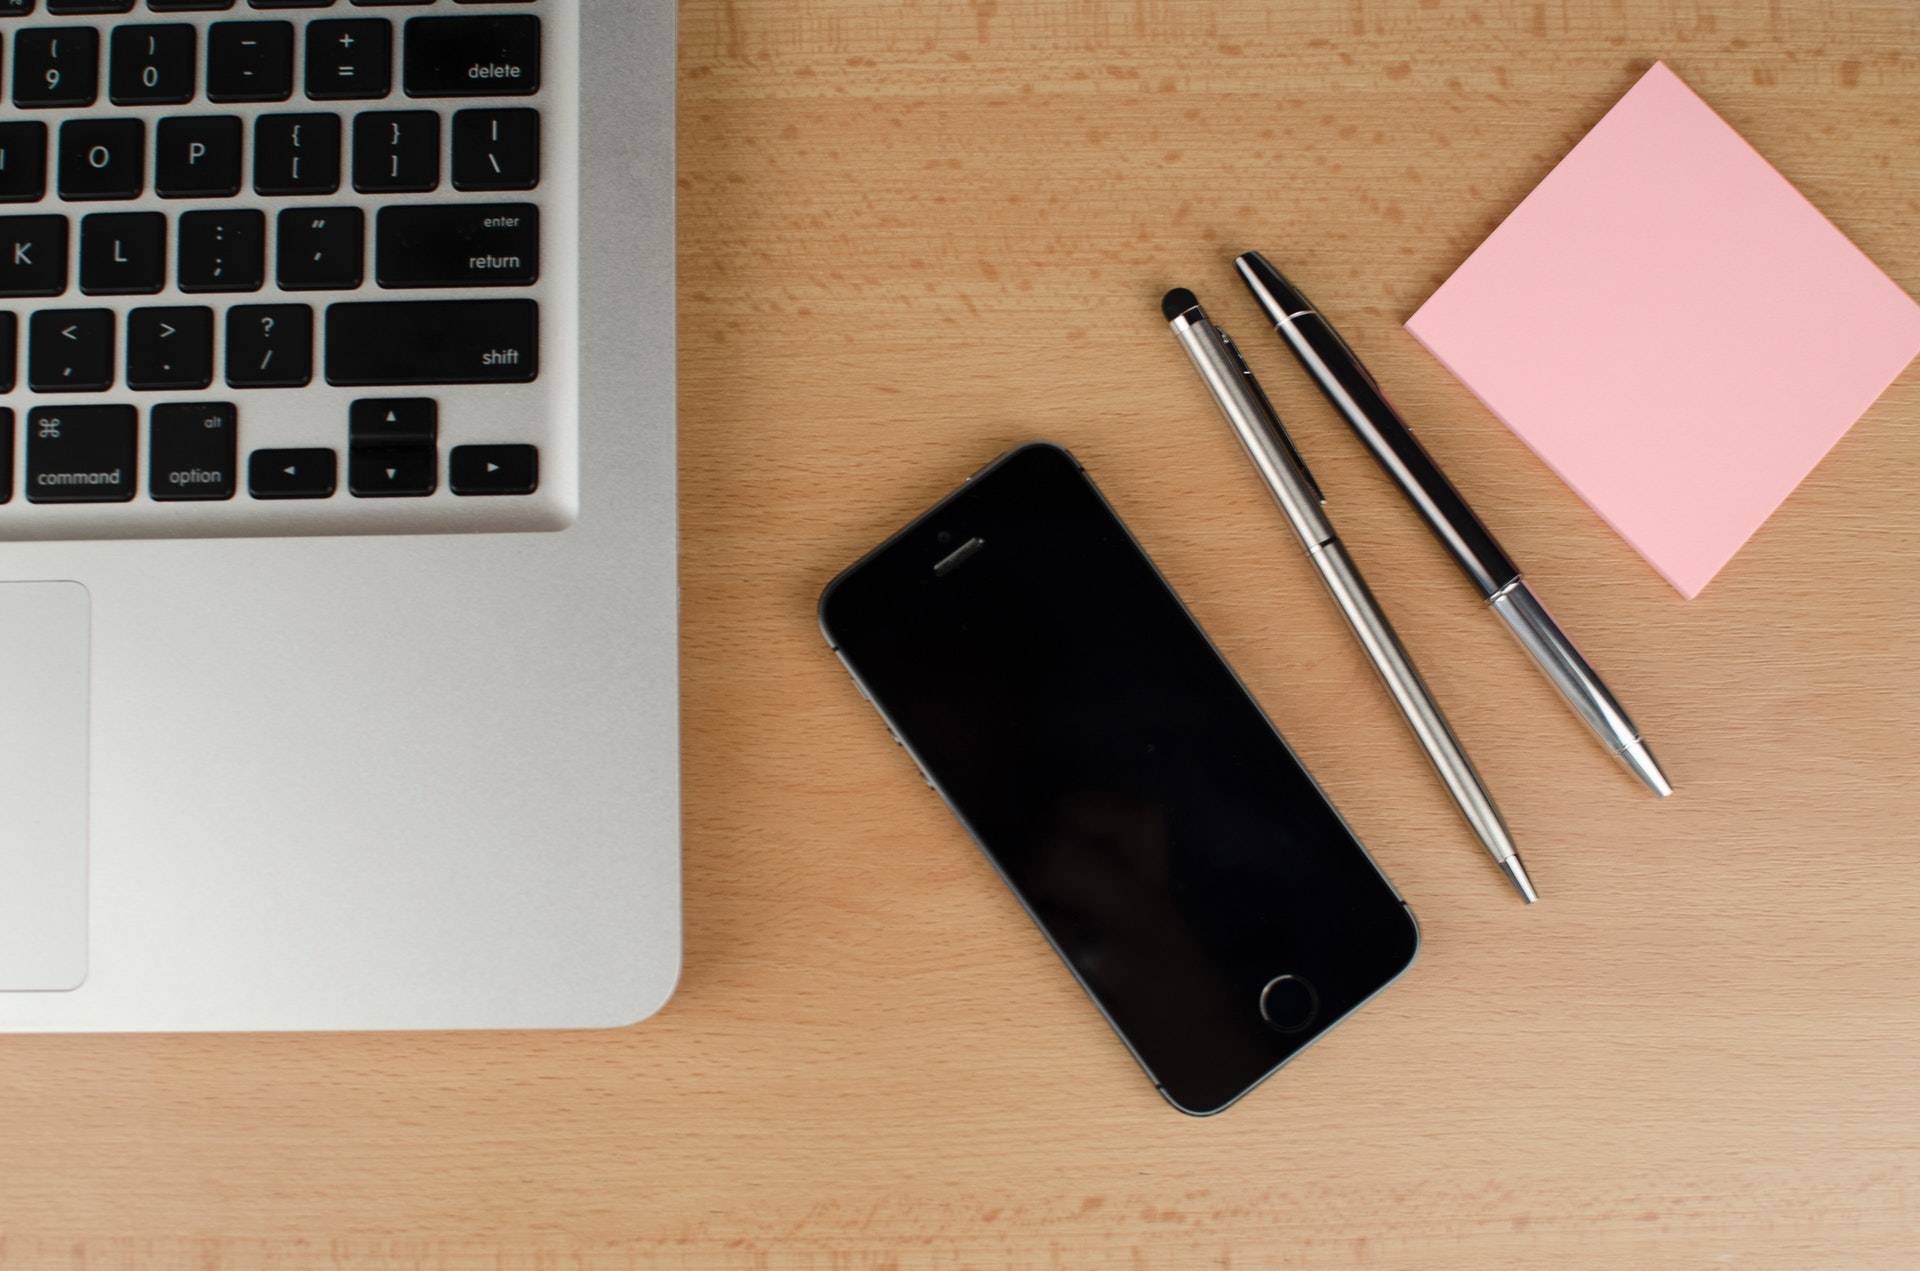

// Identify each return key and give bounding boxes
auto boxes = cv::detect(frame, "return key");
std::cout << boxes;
[376,203,540,290]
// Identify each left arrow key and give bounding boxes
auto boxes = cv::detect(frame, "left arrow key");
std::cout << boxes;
[248,447,336,500]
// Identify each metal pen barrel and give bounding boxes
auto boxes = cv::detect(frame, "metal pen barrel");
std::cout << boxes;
[1164,291,1537,902]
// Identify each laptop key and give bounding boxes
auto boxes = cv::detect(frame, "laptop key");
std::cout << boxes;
[306,18,390,99]
[0,313,15,390]
[29,307,113,391]
[324,298,535,385]
[403,15,538,97]
[376,202,535,288]
[0,409,10,503]
[0,123,50,202]
[127,305,213,389]
[58,118,145,200]
[26,404,136,502]
[449,443,535,496]
[0,215,68,296]
[348,444,434,497]
[14,28,101,108]
[248,446,334,498]
[254,112,340,194]
[226,302,311,386]
[148,0,235,9]
[109,23,196,105]
[450,106,536,190]
[352,110,436,192]
[0,0,32,14]
[49,1,135,11]
[149,400,235,500]
[178,208,263,291]
[206,20,292,102]
[276,205,362,290]
[79,211,165,295]
[349,396,434,445]
[156,115,242,197]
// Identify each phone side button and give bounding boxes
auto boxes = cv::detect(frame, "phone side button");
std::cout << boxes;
[1258,974,1320,1034]
[832,648,871,701]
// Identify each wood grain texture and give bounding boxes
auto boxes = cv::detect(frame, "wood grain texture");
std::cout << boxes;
[5,1,1919,1267]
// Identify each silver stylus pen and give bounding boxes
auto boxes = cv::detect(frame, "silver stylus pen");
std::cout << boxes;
[1164,288,1537,903]
[1234,252,1671,797]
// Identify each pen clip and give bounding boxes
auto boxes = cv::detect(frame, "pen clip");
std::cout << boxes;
[1218,327,1325,504]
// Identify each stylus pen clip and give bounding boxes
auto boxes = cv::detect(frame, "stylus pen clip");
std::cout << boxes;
[1162,287,1538,903]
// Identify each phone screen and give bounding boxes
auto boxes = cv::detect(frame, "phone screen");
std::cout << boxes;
[821,444,1418,1114]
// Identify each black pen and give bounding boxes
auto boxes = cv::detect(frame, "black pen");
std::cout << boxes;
[1234,251,1671,797]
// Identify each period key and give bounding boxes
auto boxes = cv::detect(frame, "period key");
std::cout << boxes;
[149,401,236,500]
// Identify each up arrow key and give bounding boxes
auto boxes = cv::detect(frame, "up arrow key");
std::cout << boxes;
[349,398,437,447]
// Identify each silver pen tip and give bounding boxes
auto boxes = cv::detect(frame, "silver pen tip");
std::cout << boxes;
[1617,736,1673,798]
[1499,854,1539,904]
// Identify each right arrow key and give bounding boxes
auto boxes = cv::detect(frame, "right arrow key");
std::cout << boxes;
[450,444,537,497]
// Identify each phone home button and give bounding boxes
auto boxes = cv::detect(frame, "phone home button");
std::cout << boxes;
[1259,974,1319,1034]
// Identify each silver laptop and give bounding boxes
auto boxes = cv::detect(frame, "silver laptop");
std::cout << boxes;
[0,0,680,1031]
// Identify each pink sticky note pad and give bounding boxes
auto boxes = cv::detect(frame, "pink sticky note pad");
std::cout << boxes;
[1406,62,1920,598]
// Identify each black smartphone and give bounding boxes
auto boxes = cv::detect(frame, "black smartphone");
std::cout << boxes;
[819,443,1419,1115]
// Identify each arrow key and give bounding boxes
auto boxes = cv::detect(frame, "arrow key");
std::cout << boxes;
[349,396,435,446]
[348,444,435,498]
[449,443,536,496]
[127,305,213,390]
[248,446,335,499]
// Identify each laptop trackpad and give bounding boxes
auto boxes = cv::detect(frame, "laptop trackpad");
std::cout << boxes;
[0,582,88,991]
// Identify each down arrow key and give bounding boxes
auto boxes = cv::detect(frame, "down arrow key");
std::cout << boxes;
[348,444,436,498]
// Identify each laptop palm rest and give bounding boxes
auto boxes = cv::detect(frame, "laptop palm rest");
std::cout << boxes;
[0,582,89,992]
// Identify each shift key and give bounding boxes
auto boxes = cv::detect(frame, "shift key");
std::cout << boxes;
[376,203,538,289]
[325,299,537,386]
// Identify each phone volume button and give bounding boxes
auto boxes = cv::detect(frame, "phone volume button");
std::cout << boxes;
[833,649,872,702]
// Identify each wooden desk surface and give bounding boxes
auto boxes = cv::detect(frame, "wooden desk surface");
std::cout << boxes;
[7,2,1919,1267]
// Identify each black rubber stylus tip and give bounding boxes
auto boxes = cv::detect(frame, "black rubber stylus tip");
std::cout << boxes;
[1160,287,1200,321]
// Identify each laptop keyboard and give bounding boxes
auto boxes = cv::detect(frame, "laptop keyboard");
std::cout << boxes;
[0,0,578,540]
